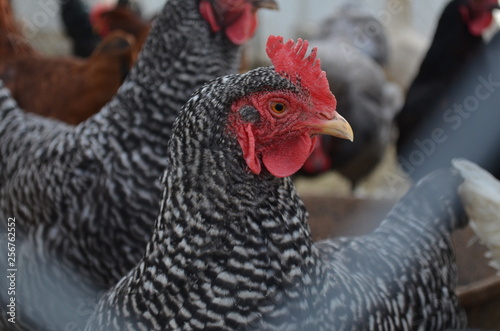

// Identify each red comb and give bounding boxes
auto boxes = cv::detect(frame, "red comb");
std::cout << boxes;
[90,3,113,36]
[265,35,336,106]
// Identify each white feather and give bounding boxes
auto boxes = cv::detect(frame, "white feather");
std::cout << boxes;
[453,158,500,272]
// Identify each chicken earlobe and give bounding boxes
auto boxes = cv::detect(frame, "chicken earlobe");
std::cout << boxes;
[199,1,221,33]
[239,122,261,175]
[224,3,257,45]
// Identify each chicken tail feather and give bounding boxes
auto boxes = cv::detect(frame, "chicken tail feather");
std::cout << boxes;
[453,158,500,273]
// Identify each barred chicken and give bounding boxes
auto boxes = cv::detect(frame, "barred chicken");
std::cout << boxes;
[0,0,277,329]
[86,35,353,330]
[88,36,497,330]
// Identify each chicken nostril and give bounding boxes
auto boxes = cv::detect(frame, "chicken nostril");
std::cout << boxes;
[319,112,334,121]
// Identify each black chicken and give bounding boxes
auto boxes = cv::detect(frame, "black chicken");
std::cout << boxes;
[0,0,277,329]
[395,0,500,181]
[61,0,102,57]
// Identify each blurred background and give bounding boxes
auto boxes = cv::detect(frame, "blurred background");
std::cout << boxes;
[9,0,500,199]
[11,0,463,51]
[5,1,500,327]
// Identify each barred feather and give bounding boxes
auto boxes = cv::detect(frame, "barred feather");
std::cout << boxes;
[0,0,248,329]
[87,63,469,330]
[454,159,500,273]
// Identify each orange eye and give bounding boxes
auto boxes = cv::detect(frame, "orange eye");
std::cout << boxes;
[270,101,287,115]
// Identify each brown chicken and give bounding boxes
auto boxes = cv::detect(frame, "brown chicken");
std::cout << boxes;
[91,2,151,61]
[0,30,136,124]
[0,0,137,124]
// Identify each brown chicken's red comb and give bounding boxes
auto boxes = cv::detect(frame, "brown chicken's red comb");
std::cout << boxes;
[265,35,336,105]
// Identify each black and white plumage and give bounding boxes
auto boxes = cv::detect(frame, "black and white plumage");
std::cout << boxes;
[454,159,500,273]
[87,37,470,330]
[0,0,276,329]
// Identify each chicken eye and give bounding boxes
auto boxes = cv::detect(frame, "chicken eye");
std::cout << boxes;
[270,101,287,115]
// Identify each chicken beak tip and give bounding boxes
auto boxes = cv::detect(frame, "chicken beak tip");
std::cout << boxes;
[338,124,354,142]
[315,112,354,142]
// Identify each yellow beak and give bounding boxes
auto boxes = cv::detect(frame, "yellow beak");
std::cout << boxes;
[310,111,354,142]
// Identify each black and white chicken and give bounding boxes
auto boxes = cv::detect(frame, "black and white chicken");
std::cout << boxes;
[86,36,499,330]
[0,0,277,329]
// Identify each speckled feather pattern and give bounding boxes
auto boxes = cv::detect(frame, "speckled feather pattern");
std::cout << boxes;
[0,0,241,329]
[87,68,468,330]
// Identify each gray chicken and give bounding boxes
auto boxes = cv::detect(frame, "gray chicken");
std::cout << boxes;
[86,36,474,330]
[298,39,402,190]
[312,2,389,66]
[0,0,277,329]
[296,3,402,191]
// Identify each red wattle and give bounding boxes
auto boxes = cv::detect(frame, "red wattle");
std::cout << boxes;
[90,4,113,37]
[199,0,222,33]
[468,12,493,36]
[225,3,258,45]
[302,138,332,174]
[459,4,494,37]
[262,134,316,178]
